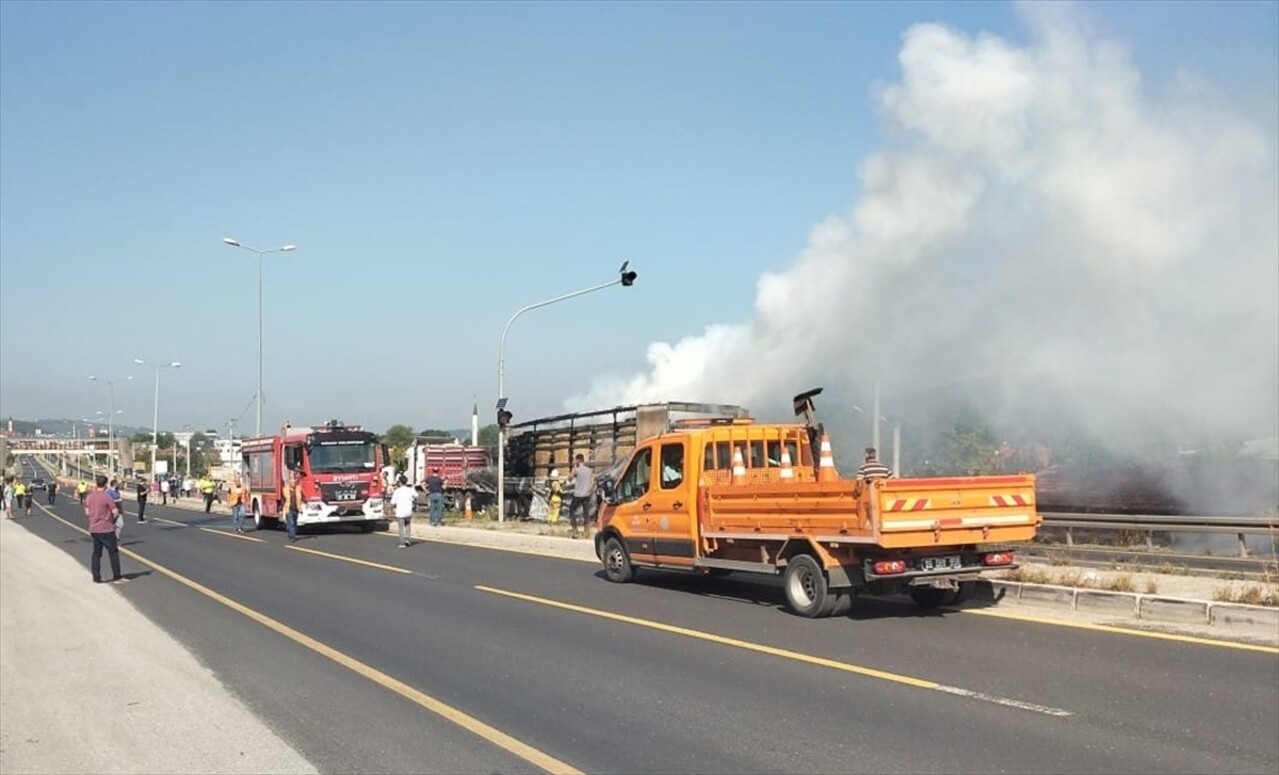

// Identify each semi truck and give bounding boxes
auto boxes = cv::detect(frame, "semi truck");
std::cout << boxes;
[241,420,387,532]
[482,401,751,520]
[593,388,1040,618]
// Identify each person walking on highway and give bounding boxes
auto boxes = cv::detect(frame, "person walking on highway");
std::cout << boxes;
[84,474,127,585]
[135,479,149,524]
[425,467,445,527]
[2,476,14,520]
[282,469,305,542]
[568,454,595,540]
[200,475,216,513]
[48,480,58,505]
[76,480,88,505]
[14,480,27,517]
[390,476,417,548]
[183,475,195,499]
[159,476,170,505]
[227,475,251,533]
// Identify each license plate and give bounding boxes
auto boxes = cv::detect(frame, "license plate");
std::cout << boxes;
[334,489,360,502]
[920,555,962,571]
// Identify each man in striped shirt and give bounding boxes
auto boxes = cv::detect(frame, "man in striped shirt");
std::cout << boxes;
[857,447,893,480]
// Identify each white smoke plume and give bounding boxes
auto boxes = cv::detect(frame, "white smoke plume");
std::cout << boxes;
[571,4,1279,458]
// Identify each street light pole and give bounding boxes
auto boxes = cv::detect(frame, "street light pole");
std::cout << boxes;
[496,263,637,522]
[89,375,132,477]
[135,358,180,471]
[223,238,297,436]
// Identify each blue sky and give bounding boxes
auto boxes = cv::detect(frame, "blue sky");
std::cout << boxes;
[2,0,1275,438]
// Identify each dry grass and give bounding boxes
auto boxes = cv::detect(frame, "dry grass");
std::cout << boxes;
[1143,578,1160,595]
[1213,584,1279,607]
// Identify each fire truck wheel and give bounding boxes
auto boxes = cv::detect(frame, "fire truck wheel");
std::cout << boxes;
[602,537,634,583]
[783,554,835,618]
[908,586,951,609]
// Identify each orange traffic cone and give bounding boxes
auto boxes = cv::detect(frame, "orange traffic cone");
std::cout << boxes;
[464,493,473,520]
[817,434,837,482]
[779,448,794,481]
[731,447,746,484]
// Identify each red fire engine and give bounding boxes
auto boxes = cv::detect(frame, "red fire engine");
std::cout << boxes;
[241,420,387,532]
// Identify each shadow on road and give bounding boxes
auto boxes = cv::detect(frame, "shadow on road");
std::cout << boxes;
[594,568,1005,620]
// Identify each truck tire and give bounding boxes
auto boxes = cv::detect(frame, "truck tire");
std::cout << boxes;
[908,586,951,609]
[602,537,635,583]
[783,554,835,618]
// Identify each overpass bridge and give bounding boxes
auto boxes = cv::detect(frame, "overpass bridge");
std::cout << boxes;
[2,436,134,477]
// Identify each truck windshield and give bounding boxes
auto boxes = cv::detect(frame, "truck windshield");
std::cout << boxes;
[308,441,376,473]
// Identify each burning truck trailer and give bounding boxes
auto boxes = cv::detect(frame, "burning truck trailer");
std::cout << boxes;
[471,401,752,521]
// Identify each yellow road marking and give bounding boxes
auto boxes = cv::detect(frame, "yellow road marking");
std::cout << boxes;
[476,585,936,687]
[961,608,1279,654]
[475,585,1072,716]
[286,544,411,574]
[35,503,579,774]
[198,526,265,543]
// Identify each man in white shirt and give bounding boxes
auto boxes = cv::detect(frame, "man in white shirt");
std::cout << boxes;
[390,476,418,548]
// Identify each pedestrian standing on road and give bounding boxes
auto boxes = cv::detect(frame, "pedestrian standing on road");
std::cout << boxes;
[14,480,27,517]
[2,476,14,520]
[200,475,216,513]
[76,480,88,505]
[424,467,445,527]
[390,476,417,548]
[135,479,149,524]
[106,479,124,538]
[21,480,34,516]
[227,475,251,533]
[568,454,595,539]
[160,476,170,505]
[183,475,195,499]
[282,469,305,543]
[48,480,58,505]
[84,474,128,585]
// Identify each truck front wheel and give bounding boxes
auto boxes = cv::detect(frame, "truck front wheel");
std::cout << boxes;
[784,555,834,618]
[602,537,635,583]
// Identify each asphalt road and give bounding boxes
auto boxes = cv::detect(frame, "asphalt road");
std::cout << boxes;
[16,492,1279,775]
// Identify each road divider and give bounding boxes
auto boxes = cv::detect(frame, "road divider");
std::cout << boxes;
[475,585,1074,718]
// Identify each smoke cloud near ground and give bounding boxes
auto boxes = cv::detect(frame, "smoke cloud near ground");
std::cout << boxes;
[571,4,1279,467]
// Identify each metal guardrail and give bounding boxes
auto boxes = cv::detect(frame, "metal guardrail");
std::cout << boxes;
[1040,512,1279,557]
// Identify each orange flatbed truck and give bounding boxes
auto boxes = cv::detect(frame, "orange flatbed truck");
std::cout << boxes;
[594,389,1040,617]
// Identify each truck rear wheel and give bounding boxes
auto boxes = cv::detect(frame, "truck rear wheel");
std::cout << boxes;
[602,537,634,583]
[784,555,834,618]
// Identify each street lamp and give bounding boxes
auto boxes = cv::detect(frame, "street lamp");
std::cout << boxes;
[134,358,181,470]
[223,237,297,436]
[89,375,132,477]
[496,261,638,522]
[853,394,902,476]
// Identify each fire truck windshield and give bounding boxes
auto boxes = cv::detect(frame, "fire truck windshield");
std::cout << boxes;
[308,440,376,473]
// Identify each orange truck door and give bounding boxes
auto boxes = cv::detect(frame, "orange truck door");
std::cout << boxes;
[650,439,695,566]
[611,445,657,564]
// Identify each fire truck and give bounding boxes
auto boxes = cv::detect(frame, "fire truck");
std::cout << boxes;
[241,420,387,532]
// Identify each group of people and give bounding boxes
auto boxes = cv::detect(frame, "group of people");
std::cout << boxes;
[1,476,63,518]
[546,455,597,539]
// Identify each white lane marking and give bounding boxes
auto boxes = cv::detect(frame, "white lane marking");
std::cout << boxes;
[934,684,1074,717]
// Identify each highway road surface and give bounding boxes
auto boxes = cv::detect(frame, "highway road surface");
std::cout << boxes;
[10,491,1279,774]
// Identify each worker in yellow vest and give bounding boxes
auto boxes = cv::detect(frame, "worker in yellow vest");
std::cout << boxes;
[200,476,216,513]
[77,480,89,504]
[547,470,563,524]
